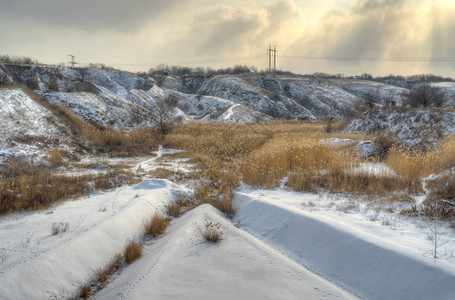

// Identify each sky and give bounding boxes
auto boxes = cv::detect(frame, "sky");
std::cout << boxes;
[1,0,455,76]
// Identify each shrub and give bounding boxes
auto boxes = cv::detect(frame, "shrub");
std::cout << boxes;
[124,241,143,264]
[143,213,171,237]
[166,194,193,218]
[51,222,70,235]
[374,132,395,160]
[195,220,224,243]
[405,84,446,107]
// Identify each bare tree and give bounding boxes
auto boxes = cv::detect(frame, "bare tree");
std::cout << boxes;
[406,84,446,107]
[150,94,180,136]
[422,202,452,259]
[363,88,381,109]
[128,102,149,126]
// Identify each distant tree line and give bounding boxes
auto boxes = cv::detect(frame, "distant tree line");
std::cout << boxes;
[0,55,40,65]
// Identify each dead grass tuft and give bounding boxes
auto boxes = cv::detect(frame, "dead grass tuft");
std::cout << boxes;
[166,194,193,218]
[143,213,171,237]
[124,241,143,264]
[195,220,224,243]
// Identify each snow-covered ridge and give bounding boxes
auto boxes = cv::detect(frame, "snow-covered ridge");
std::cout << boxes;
[234,191,455,300]
[0,179,181,299]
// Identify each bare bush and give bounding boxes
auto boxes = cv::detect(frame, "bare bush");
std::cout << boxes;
[143,213,171,237]
[422,203,452,258]
[374,132,395,160]
[406,84,446,107]
[51,222,70,235]
[194,220,224,243]
[124,241,143,264]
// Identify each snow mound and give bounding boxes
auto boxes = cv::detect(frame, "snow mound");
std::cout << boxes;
[0,179,181,299]
[234,193,455,300]
[95,204,353,300]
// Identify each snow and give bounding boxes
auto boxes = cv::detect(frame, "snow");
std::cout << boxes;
[234,187,455,300]
[322,138,377,158]
[2,149,455,299]
[0,88,71,163]
[345,108,455,148]
[0,179,183,299]
[95,205,354,300]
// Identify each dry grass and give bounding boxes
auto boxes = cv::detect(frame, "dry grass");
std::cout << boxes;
[386,135,455,180]
[195,220,224,243]
[61,106,161,156]
[166,121,426,201]
[143,213,171,237]
[166,194,193,218]
[124,241,143,264]
[95,254,123,289]
[51,222,69,235]
[0,162,135,215]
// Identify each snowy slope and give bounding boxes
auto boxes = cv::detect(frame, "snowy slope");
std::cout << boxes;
[345,108,455,148]
[234,188,455,300]
[0,179,182,299]
[198,75,315,120]
[244,76,362,119]
[0,88,71,163]
[95,204,355,300]
[131,88,271,123]
[332,79,408,106]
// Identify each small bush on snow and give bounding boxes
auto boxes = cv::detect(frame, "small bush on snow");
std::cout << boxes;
[194,220,224,243]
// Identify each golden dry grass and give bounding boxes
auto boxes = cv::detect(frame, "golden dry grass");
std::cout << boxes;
[143,213,172,237]
[124,241,143,264]
[166,121,426,199]
[386,135,455,179]
[0,167,136,215]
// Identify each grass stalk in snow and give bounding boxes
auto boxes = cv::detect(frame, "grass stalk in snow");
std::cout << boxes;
[143,213,172,237]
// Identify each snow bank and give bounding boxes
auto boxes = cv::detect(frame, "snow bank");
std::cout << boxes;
[234,194,455,300]
[95,204,354,300]
[0,179,182,299]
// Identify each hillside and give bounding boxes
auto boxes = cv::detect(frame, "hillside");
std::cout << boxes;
[344,107,455,148]
[0,88,72,163]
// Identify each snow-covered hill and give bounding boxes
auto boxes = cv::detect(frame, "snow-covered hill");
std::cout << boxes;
[345,108,455,148]
[198,75,315,120]
[0,88,72,163]
[332,79,409,106]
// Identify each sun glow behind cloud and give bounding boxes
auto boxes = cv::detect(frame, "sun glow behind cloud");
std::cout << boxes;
[0,0,454,76]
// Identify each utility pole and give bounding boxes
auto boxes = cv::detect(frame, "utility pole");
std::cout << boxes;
[67,54,77,68]
[267,45,277,76]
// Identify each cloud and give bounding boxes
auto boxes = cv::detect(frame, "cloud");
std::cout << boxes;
[158,0,304,58]
[0,0,198,32]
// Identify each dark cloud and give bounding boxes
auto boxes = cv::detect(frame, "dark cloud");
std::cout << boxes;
[0,0,196,32]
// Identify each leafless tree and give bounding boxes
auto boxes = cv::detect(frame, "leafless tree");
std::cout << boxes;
[128,102,149,126]
[363,88,381,109]
[422,202,452,259]
[150,94,180,136]
[406,84,446,107]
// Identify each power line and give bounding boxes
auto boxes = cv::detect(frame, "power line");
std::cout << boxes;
[279,55,455,62]
[78,55,264,68]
